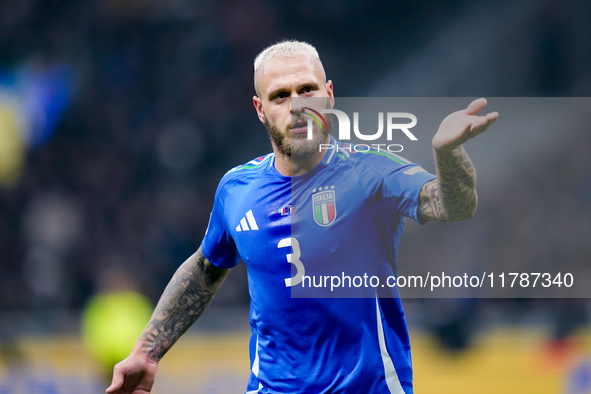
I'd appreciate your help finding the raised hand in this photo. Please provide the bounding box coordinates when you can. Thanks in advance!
[432,98,498,153]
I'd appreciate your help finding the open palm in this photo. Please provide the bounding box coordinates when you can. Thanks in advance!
[432,98,498,153]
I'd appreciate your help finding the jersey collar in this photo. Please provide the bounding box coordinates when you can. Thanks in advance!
[320,135,340,166]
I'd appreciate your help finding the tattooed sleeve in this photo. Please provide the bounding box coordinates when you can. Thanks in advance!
[138,247,230,362]
[418,146,478,222]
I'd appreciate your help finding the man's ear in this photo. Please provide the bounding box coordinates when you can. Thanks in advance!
[326,80,335,109]
[253,96,265,123]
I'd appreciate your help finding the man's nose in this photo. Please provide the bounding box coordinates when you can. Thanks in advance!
[290,105,304,116]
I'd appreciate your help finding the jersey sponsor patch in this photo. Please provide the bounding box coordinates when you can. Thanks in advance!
[312,186,337,226]
[278,204,294,216]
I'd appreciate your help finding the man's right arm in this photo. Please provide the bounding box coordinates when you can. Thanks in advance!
[106,246,230,394]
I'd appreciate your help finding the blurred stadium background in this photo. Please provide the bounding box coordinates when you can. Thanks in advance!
[0,0,590,393]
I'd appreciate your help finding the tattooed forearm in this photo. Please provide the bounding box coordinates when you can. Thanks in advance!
[419,146,478,222]
[138,247,229,362]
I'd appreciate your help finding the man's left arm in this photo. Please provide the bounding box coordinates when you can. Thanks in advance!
[418,98,498,222]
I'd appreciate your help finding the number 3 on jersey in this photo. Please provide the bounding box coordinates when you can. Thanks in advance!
[278,237,305,287]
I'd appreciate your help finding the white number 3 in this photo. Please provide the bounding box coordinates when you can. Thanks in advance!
[278,237,305,287]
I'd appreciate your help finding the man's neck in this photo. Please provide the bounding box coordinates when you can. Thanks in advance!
[273,137,330,177]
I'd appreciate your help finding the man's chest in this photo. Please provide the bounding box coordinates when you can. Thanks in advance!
[225,170,374,270]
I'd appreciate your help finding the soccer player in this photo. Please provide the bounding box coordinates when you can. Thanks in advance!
[106,40,498,394]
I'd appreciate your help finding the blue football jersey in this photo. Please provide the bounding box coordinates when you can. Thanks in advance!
[202,137,436,394]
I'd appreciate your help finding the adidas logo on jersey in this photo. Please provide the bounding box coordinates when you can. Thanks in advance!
[236,210,259,232]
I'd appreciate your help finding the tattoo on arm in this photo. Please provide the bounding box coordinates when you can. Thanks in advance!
[139,247,229,362]
[418,179,444,221]
[418,146,478,222]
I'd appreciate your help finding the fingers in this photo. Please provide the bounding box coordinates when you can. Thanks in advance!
[469,111,498,134]
[106,368,123,393]
[483,111,499,122]
[464,98,488,115]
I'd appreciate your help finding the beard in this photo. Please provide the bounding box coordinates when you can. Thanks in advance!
[264,116,330,160]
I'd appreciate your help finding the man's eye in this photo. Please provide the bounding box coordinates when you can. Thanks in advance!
[303,86,313,93]
[276,92,289,99]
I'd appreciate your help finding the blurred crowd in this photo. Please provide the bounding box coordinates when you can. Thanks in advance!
[0,0,485,313]
[0,0,590,343]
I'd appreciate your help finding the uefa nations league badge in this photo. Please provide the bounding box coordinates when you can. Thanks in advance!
[312,186,336,226]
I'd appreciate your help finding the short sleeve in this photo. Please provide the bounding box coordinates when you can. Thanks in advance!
[201,180,241,268]
[382,164,436,223]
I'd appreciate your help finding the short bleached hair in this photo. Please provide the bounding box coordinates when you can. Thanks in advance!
[254,40,326,95]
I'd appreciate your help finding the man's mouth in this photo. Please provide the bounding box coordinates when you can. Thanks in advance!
[290,119,308,134]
